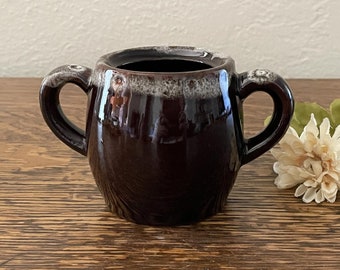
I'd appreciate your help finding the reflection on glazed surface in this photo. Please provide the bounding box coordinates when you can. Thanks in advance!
[39,47,293,226]
[88,69,241,225]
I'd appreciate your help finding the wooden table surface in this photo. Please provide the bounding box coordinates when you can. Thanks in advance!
[1,78,340,269]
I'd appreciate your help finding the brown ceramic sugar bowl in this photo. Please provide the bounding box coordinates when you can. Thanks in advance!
[39,46,294,226]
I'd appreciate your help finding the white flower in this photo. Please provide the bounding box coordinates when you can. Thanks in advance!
[271,114,340,203]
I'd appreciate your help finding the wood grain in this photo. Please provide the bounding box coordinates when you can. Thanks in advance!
[1,78,340,269]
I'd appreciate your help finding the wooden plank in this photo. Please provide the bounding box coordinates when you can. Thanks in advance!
[1,78,340,269]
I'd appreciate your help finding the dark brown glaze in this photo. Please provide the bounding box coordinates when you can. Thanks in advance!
[88,88,239,225]
[39,46,294,226]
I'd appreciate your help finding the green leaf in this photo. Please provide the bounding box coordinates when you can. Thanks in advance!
[264,115,271,126]
[264,100,340,137]
[289,113,305,135]
[264,111,305,135]
[330,99,340,127]
[294,102,330,127]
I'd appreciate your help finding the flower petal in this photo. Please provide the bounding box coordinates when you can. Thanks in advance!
[274,173,301,189]
[332,124,340,140]
[307,159,323,177]
[323,186,338,203]
[304,179,318,188]
[288,126,300,137]
[302,187,317,203]
[301,114,319,141]
[328,171,340,181]
[315,189,325,203]
[273,162,282,174]
[295,184,307,197]
[325,192,337,203]
[321,179,338,194]
[270,110,340,204]
[319,118,331,138]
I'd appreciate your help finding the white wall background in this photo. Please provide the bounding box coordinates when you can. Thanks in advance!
[1,0,340,78]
